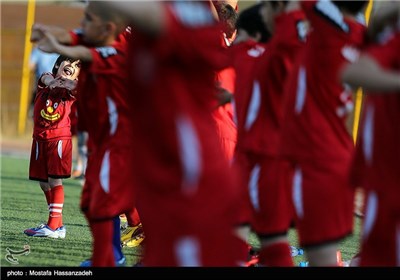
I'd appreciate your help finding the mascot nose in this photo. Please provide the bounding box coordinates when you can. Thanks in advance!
[47,107,54,114]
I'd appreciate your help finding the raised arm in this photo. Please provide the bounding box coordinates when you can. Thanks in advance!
[341,54,400,93]
[31,23,73,44]
[103,1,166,36]
[38,31,93,62]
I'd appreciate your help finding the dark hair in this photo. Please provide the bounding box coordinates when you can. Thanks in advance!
[332,1,369,15]
[236,3,271,43]
[218,3,238,39]
[52,55,80,75]
[270,1,288,9]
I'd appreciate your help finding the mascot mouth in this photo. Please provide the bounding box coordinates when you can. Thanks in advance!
[40,109,60,121]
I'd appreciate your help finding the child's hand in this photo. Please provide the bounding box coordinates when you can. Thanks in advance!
[215,85,233,107]
[31,23,49,43]
[61,79,78,91]
[31,23,46,42]
[37,31,60,54]
[48,77,64,90]
[49,77,77,91]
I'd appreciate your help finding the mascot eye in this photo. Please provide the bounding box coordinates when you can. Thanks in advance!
[46,100,50,106]
[53,102,59,109]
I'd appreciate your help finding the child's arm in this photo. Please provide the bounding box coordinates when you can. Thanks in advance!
[40,73,56,87]
[341,54,400,93]
[31,23,73,45]
[40,73,78,91]
[38,31,93,62]
[104,2,166,36]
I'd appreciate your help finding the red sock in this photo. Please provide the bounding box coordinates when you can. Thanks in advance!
[43,189,52,208]
[259,242,294,267]
[47,185,64,230]
[126,208,141,227]
[90,219,115,267]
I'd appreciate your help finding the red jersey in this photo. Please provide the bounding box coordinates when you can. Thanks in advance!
[71,31,132,149]
[239,10,307,156]
[352,32,400,208]
[230,40,267,152]
[281,0,366,161]
[212,33,237,160]
[32,73,76,141]
[127,2,232,191]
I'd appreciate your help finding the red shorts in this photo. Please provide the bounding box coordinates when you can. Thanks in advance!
[359,190,400,266]
[80,145,136,220]
[29,139,72,181]
[232,150,253,226]
[290,158,354,247]
[235,151,294,236]
[135,161,245,266]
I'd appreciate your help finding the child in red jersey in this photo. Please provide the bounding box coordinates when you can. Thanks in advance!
[31,3,138,266]
[25,55,81,239]
[341,2,400,266]
[234,1,308,267]
[280,0,369,266]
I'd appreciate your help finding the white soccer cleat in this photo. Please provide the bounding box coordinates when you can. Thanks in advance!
[24,223,61,238]
[56,225,66,239]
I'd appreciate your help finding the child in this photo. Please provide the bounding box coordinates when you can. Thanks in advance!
[24,55,81,238]
[31,3,136,266]
[341,2,400,266]
[280,0,369,266]
[234,1,308,267]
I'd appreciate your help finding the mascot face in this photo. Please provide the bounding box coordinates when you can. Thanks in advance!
[41,99,61,121]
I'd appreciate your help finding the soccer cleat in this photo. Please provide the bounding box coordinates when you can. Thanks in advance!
[123,232,145,248]
[24,223,61,238]
[245,256,260,267]
[120,223,143,243]
[245,246,260,267]
[79,256,126,267]
[56,226,66,239]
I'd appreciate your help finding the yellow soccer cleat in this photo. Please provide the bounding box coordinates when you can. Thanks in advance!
[121,223,143,243]
[123,232,145,248]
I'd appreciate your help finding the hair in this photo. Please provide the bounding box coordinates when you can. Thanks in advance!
[332,1,369,15]
[217,3,238,39]
[270,1,288,9]
[236,3,271,43]
[52,55,80,75]
[87,1,128,35]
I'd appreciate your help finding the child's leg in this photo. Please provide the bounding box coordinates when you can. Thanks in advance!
[112,216,124,262]
[39,181,52,209]
[90,218,115,267]
[47,178,64,230]
[126,207,141,227]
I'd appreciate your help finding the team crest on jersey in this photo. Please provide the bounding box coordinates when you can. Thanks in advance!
[41,99,61,121]
[341,45,360,63]
[171,1,214,28]
[96,47,118,58]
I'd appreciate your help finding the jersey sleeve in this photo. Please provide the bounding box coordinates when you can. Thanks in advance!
[155,2,229,70]
[87,44,126,75]
[69,29,85,46]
